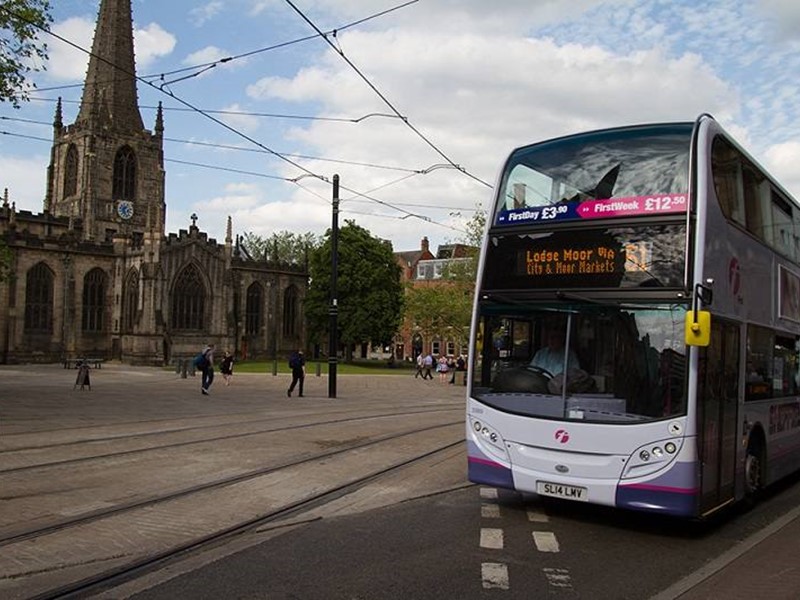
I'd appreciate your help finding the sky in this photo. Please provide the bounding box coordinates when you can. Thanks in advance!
[2,0,800,254]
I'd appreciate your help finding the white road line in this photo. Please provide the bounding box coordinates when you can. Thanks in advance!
[481,503,501,518]
[543,567,573,589]
[480,487,498,500]
[480,527,504,549]
[482,562,510,590]
[532,531,560,552]
[527,509,549,523]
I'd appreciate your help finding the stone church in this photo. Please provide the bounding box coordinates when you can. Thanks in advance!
[0,0,307,365]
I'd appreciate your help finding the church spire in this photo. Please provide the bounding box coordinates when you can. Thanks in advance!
[76,0,143,131]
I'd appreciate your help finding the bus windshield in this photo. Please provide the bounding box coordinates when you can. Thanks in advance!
[494,123,692,226]
[471,302,687,423]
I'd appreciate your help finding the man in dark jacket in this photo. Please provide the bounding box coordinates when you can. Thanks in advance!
[287,350,305,397]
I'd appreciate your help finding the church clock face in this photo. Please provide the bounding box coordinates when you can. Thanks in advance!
[117,200,134,220]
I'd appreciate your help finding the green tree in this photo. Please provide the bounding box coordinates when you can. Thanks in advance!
[239,230,319,264]
[306,220,403,359]
[0,0,52,107]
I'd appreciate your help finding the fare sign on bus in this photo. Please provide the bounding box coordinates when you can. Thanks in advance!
[496,194,688,227]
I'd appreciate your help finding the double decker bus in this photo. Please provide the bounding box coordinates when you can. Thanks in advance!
[467,114,800,518]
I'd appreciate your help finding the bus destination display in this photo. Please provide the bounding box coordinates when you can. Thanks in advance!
[524,245,620,276]
[482,225,686,290]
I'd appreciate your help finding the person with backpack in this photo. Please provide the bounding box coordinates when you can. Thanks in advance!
[287,349,305,397]
[195,343,215,395]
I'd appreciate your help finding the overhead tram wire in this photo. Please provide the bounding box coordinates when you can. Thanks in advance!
[0,115,434,175]
[0,127,473,230]
[24,95,403,125]
[280,0,493,190]
[0,122,480,217]
[1,5,464,229]
[29,1,420,95]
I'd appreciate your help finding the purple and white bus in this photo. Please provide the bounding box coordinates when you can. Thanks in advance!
[467,114,800,518]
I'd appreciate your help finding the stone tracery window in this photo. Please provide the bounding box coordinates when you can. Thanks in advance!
[282,285,298,337]
[113,145,136,201]
[64,144,78,198]
[246,282,262,335]
[172,265,205,330]
[24,262,54,333]
[82,268,107,332]
[122,268,139,332]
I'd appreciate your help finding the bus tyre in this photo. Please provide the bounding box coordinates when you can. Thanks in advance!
[744,442,764,505]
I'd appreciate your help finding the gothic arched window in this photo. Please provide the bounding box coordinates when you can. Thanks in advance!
[282,285,298,337]
[122,268,139,332]
[113,146,136,201]
[82,268,107,332]
[172,265,205,330]
[64,144,78,198]
[245,282,262,335]
[24,262,54,333]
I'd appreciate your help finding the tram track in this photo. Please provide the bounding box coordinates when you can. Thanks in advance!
[1,422,467,600]
[0,404,462,474]
[0,419,462,547]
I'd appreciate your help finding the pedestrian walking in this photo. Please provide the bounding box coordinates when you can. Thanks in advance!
[437,355,450,382]
[220,350,234,386]
[194,343,215,395]
[414,353,425,378]
[287,349,306,397]
[422,352,434,380]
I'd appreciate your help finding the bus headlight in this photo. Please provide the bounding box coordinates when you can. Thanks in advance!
[469,418,507,458]
[622,439,683,480]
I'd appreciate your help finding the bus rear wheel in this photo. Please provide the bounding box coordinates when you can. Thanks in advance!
[744,443,764,503]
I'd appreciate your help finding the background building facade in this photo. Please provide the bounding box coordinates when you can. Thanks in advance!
[0,0,306,365]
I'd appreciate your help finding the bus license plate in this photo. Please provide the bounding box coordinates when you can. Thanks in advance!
[537,481,587,502]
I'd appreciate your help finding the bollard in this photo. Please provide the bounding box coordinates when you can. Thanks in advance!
[181,358,188,379]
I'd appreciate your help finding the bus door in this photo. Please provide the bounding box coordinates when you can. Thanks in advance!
[698,319,740,513]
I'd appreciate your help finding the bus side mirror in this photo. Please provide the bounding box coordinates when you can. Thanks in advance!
[685,310,711,346]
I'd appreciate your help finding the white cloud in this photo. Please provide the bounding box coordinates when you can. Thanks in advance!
[764,141,800,198]
[184,46,229,66]
[46,17,95,81]
[0,155,49,213]
[217,103,261,134]
[134,23,177,69]
[44,18,175,82]
[758,0,800,38]
[239,24,741,250]
[190,2,225,27]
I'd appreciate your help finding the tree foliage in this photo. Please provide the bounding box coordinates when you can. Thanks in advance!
[0,0,52,107]
[305,220,404,356]
[239,230,319,264]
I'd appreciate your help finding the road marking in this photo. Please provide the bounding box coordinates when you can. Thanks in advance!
[480,487,498,500]
[533,531,560,552]
[481,527,504,549]
[481,503,501,518]
[482,562,510,590]
[543,567,573,589]
[527,509,549,523]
